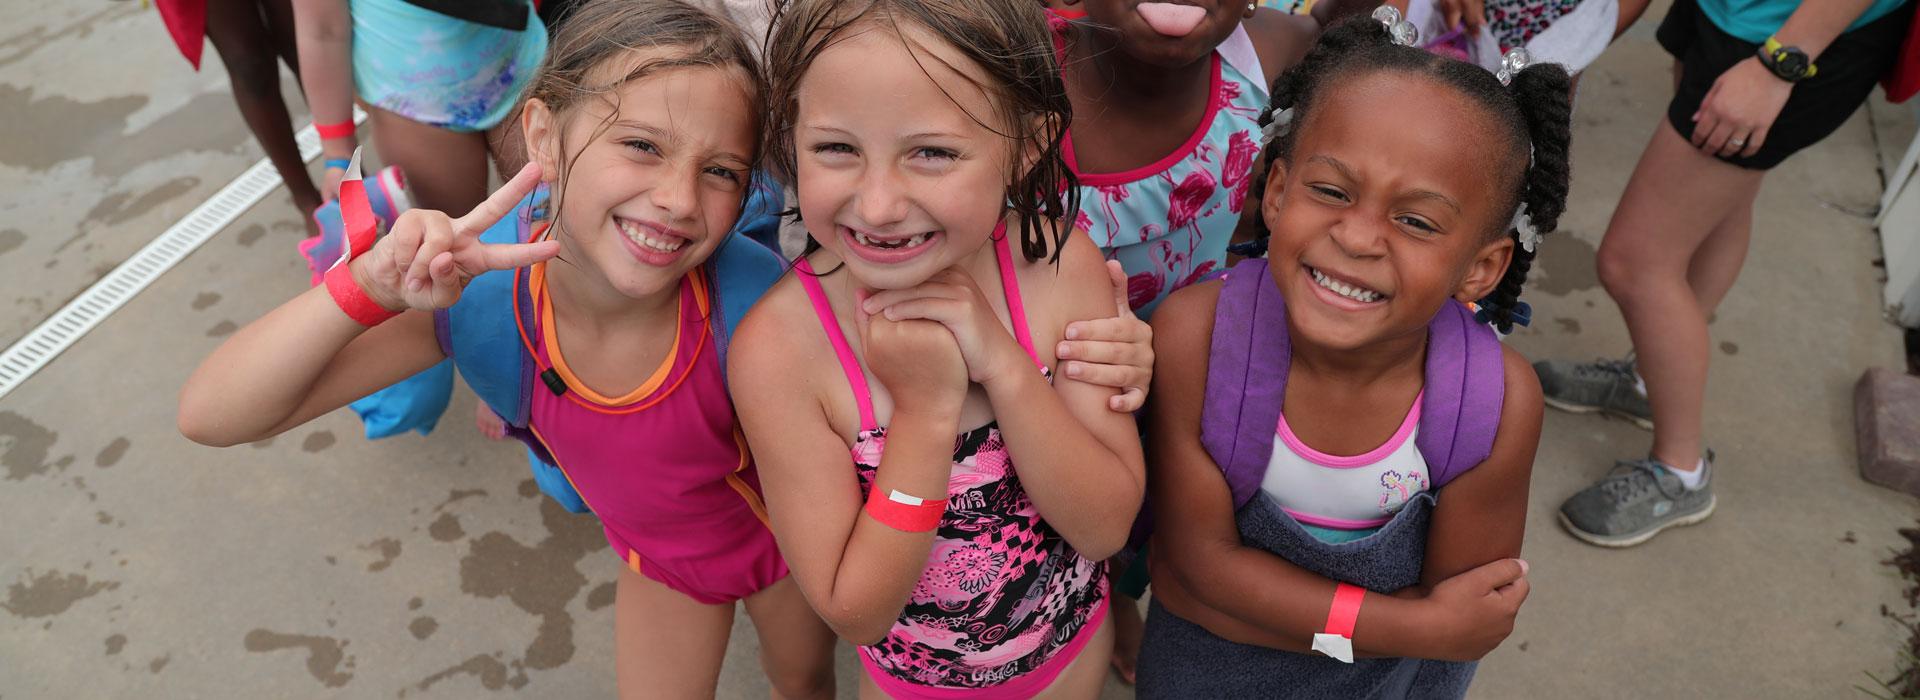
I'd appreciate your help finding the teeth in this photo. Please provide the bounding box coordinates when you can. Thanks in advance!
[1310,267,1382,303]
[853,231,930,249]
[618,220,685,253]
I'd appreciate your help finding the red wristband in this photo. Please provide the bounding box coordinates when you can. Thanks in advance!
[324,261,401,327]
[864,488,946,532]
[315,120,356,140]
[1324,582,1366,639]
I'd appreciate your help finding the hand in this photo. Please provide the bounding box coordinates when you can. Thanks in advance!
[1434,0,1485,36]
[1691,57,1793,159]
[862,268,1027,388]
[1418,558,1530,661]
[1059,260,1153,413]
[352,163,560,312]
[855,288,970,419]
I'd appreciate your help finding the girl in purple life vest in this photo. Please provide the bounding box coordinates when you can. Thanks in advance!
[1136,13,1566,698]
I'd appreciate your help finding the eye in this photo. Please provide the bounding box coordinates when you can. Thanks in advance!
[911,146,958,161]
[1395,214,1439,233]
[1306,184,1349,203]
[622,139,661,156]
[704,166,743,184]
[811,142,856,156]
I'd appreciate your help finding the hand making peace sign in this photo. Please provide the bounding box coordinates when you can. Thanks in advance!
[354,164,562,312]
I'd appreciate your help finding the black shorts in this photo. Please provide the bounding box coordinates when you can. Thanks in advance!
[1657,0,1912,169]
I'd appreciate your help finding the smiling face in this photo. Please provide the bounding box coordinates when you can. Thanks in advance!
[1262,70,1519,350]
[1079,0,1244,67]
[794,21,1024,290]
[525,50,758,300]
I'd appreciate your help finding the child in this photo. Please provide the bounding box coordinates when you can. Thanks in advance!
[1053,0,1370,316]
[728,0,1151,695]
[178,2,840,696]
[1134,13,1565,697]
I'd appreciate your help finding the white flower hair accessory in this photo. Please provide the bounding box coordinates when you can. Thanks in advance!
[1496,47,1531,86]
[1261,107,1295,146]
[1371,5,1418,46]
[1511,203,1540,253]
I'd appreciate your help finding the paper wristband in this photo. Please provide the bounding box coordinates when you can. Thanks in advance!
[324,261,401,327]
[1324,582,1366,639]
[324,158,352,170]
[315,121,356,140]
[864,489,945,532]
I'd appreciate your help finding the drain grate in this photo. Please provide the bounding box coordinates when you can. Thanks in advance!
[0,111,367,401]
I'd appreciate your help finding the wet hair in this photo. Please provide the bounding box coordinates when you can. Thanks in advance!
[1245,15,1572,334]
[522,0,768,237]
[764,0,1079,263]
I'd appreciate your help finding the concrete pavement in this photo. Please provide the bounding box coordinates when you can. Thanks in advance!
[1,1,1914,697]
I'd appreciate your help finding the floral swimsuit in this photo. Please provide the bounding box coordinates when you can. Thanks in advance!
[791,226,1110,697]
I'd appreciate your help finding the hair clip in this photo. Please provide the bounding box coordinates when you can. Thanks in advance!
[1511,203,1540,253]
[1371,6,1418,46]
[1472,298,1532,334]
[1227,237,1269,258]
[1496,47,1531,86]
[1261,107,1295,146]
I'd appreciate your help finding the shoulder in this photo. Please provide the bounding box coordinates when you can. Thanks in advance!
[1016,221,1112,322]
[1151,278,1224,365]
[1241,9,1320,86]
[1487,342,1543,460]
[728,272,816,381]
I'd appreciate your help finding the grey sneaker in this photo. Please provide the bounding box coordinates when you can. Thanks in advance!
[1534,356,1653,429]
[1558,453,1715,547]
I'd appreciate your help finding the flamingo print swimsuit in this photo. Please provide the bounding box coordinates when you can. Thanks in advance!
[791,227,1110,698]
[1059,22,1270,317]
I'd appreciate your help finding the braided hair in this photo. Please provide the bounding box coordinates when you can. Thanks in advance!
[1241,15,1572,333]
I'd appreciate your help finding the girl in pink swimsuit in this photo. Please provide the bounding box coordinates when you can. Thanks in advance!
[730,0,1150,696]
[179,2,842,696]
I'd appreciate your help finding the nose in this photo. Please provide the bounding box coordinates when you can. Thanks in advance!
[852,164,909,229]
[1328,209,1389,259]
[650,163,700,223]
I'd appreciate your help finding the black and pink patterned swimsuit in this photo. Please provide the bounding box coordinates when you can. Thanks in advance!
[792,228,1109,697]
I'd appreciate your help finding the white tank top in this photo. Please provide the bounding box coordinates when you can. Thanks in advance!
[1261,394,1431,531]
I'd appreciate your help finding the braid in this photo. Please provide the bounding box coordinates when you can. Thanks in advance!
[1476,62,1572,334]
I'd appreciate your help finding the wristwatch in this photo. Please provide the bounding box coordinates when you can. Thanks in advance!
[1757,37,1817,82]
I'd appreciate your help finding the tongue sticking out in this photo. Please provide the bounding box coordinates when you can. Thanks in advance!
[1137,2,1206,37]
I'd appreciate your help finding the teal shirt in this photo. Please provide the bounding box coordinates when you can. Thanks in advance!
[1698,0,1909,44]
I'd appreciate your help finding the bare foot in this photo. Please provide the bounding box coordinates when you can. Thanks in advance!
[1110,594,1143,685]
[475,403,508,440]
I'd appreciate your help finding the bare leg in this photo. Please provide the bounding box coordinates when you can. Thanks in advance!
[1595,121,1766,471]
[1108,594,1142,684]
[257,0,301,75]
[366,106,491,214]
[614,567,734,700]
[741,578,838,700]
[1685,192,1757,317]
[1615,0,1654,39]
[204,0,322,220]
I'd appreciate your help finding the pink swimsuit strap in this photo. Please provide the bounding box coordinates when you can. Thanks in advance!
[792,220,1042,434]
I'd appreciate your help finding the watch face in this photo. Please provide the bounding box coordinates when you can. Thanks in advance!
[1774,49,1809,79]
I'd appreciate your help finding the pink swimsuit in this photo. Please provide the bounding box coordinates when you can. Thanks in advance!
[793,229,1109,698]
[526,264,786,604]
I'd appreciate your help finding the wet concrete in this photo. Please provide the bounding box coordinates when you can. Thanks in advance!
[0,0,1913,697]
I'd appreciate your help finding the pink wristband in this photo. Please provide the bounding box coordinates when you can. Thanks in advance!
[864,489,946,532]
[1324,583,1366,639]
[324,261,400,327]
[315,120,356,140]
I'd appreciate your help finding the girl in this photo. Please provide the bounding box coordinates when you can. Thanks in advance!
[729,0,1149,696]
[1054,0,1364,316]
[1136,15,1563,697]
[179,2,841,696]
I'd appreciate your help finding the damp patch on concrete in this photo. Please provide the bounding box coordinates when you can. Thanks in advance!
[104,633,126,655]
[302,431,335,454]
[359,538,401,573]
[243,629,356,688]
[95,437,129,468]
[585,582,616,612]
[409,616,438,640]
[428,513,465,543]
[1531,233,1601,297]
[407,653,529,695]
[2,570,118,618]
[0,411,60,481]
[455,498,605,671]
